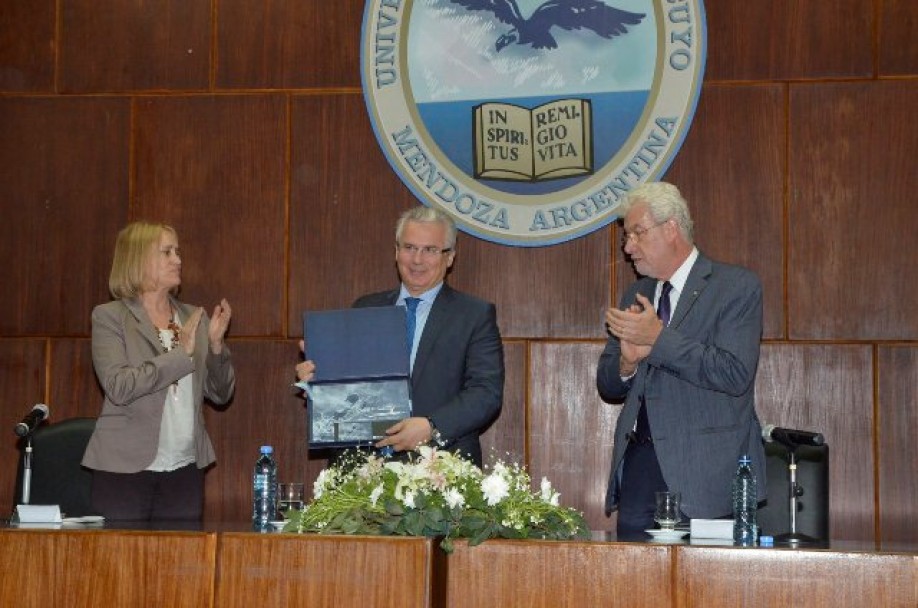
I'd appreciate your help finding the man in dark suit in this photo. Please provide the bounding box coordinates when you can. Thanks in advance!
[297,206,504,466]
[597,182,766,535]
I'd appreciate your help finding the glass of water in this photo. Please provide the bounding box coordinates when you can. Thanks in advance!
[654,491,681,530]
[278,482,305,519]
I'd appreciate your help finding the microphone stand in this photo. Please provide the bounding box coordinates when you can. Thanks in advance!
[21,436,33,505]
[773,445,819,545]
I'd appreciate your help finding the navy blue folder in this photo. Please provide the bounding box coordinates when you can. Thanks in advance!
[303,306,411,448]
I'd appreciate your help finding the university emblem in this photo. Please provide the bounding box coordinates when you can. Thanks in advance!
[361,0,706,246]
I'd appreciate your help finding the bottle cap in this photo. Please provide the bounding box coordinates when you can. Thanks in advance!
[759,535,774,546]
[739,454,751,464]
[260,445,273,454]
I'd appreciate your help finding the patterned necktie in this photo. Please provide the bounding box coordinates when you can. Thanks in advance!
[405,297,421,355]
[657,281,672,326]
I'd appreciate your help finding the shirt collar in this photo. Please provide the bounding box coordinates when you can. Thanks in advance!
[664,247,699,295]
[398,282,444,306]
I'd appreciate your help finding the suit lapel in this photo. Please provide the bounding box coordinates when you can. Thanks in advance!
[411,284,452,382]
[669,254,712,328]
[123,298,163,354]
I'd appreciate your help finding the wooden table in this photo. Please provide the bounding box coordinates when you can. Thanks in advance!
[1,524,915,607]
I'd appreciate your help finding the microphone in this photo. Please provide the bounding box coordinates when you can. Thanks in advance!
[14,404,49,437]
[762,423,824,448]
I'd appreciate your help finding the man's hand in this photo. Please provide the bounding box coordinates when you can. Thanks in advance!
[295,340,316,382]
[375,417,433,453]
[605,293,664,369]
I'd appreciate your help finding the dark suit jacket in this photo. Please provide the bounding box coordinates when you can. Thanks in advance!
[353,284,504,466]
[596,252,766,518]
[83,297,235,473]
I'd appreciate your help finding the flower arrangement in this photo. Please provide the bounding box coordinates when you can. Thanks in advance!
[284,446,590,553]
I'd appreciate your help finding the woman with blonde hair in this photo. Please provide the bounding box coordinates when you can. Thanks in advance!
[83,221,235,521]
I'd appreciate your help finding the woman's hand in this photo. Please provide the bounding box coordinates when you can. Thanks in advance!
[208,298,232,354]
[180,307,204,357]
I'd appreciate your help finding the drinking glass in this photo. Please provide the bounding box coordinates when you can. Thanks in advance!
[654,491,681,530]
[278,482,305,518]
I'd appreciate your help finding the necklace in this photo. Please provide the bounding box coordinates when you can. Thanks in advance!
[156,314,181,353]
[155,310,182,398]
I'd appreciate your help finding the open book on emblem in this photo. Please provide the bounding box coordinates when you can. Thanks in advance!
[473,98,593,181]
[303,306,411,449]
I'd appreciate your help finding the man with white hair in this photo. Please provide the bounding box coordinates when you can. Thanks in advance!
[597,182,766,536]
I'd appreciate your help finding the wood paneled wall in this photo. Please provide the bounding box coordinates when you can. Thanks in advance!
[1,1,916,543]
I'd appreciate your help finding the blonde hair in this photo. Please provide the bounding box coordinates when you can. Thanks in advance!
[108,221,177,299]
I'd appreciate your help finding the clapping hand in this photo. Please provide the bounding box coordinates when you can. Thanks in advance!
[208,298,232,354]
[179,307,204,357]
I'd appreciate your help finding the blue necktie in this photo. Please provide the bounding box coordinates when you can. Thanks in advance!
[405,297,421,355]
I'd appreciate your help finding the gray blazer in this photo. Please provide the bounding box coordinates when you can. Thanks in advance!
[353,284,504,466]
[596,253,766,518]
[82,297,235,473]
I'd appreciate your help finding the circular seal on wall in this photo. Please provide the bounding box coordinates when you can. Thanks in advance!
[361,0,706,247]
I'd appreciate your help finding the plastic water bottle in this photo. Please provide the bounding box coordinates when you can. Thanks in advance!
[732,454,758,545]
[252,445,278,530]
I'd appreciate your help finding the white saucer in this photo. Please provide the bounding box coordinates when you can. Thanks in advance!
[645,529,688,541]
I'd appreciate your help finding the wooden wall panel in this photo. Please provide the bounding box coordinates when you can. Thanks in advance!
[0,0,916,542]
[216,0,363,89]
[664,84,786,340]
[59,0,211,92]
[0,97,129,336]
[879,0,918,76]
[480,341,526,466]
[529,342,617,532]
[202,339,316,521]
[755,343,875,541]
[0,0,55,91]
[705,0,873,81]
[455,230,611,339]
[133,95,288,338]
[47,338,103,420]
[877,346,918,544]
[788,81,918,341]
[289,93,416,328]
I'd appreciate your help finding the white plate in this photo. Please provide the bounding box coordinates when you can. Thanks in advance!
[645,529,688,541]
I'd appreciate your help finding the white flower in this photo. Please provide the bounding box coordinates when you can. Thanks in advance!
[481,473,510,506]
[313,469,331,499]
[403,490,416,509]
[540,477,560,506]
[444,487,465,509]
[369,484,384,506]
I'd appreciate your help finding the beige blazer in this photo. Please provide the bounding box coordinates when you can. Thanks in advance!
[82,297,235,473]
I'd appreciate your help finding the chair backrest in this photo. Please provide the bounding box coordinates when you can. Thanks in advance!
[16,417,97,517]
[757,441,830,540]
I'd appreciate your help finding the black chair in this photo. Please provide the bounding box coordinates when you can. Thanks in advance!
[16,417,97,517]
[757,440,830,543]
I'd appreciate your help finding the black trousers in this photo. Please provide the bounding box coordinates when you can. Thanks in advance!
[90,463,204,521]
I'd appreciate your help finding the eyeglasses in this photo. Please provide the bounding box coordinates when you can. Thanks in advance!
[622,220,668,244]
[397,243,453,258]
